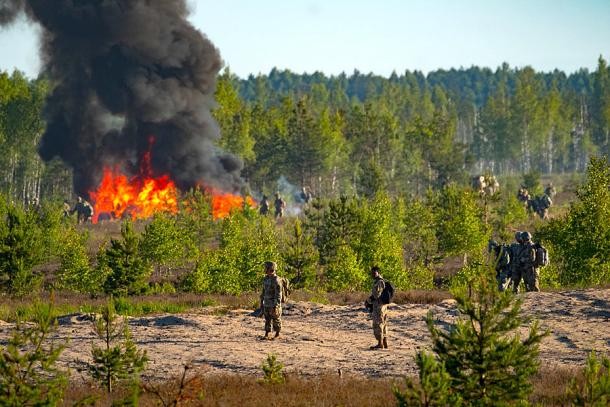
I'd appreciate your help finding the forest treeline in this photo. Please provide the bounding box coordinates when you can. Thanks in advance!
[1,58,610,202]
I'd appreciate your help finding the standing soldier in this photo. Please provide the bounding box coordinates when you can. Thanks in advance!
[259,195,270,216]
[259,261,283,340]
[364,266,389,350]
[544,182,557,199]
[72,196,86,224]
[517,186,530,205]
[509,231,523,293]
[488,240,511,291]
[274,192,286,218]
[520,232,539,292]
[300,187,312,204]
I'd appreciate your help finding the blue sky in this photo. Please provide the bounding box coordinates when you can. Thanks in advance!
[1,0,609,78]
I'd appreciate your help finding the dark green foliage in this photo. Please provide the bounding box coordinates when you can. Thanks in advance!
[324,243,366,291]
[281,218,318,288]
[0,202,46,295]
[538,156,610,285]
[566,351,610,406]
[427,267,547,405]
[88,300,148,393]
[393,352,461,407]
[261,354,285,385]
[0,301,67,406]
[522,171,542,196]
[98,221,152,296]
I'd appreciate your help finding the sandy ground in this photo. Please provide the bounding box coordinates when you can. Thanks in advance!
[1,288,609,381]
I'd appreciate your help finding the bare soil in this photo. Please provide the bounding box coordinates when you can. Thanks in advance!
[1,288,609,381]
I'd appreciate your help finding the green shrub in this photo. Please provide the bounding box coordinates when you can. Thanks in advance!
[88,299,148,393]
[56,227,100,293]
[324,244,366,291]
[281,218,318,289]
[0,203,46,295]
[566,351,610,406]
[0,301,67,405]
[261,354,285,385]
[141,212,195,274]
[98,220,152,296]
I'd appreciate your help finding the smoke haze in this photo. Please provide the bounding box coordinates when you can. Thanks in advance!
[0,0,242,195]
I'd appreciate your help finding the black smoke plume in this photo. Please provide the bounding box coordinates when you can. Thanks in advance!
[0,0,242,195]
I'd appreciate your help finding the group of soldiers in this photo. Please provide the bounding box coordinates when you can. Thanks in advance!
[62,196,94,224]
[258,187,312,219]
[258,261,389,350]
[517,183,556,219]
[472,174,500,197]
[488,231,548,293]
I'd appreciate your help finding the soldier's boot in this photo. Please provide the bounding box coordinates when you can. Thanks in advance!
[263,331,271,340]
[370,339,383,350]
[382,337,388,349]
[272,330,280,340]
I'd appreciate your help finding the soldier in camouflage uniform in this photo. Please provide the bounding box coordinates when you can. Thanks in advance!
[274,192,286,218]
[509,231,524,293]
[259,195,270,216]
[520,232,540,292]
[364,266,388,350]
[488,240,511,291]
[259,261,282,340]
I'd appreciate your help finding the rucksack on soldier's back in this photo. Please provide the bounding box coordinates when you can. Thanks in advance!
[380,280,395,305]
[279,277,292,303]
[534,244,549,267]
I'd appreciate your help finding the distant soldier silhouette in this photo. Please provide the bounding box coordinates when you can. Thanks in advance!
[258,261,283,340]
[274,192,286,218]
[259,195,270,216]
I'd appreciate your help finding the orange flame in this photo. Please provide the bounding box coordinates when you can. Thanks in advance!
[210,189,256,219]
[89,137,178,223]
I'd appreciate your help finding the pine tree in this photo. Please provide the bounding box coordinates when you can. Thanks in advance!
[88,300,148,393]
[99,220,152,296]
[282,218,318,289]
[566,351,610,406]
[0,301,67,406]
[425,268,547,405]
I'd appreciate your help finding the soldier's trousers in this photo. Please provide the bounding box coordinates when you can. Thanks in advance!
[524,268,540,292]
[496,268,511,291]
[264,305,282,333]
[372,305,388,341]
[511,268,523,293]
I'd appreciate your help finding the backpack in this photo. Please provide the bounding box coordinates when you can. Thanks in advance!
[379,279,395,305]
[279,277,292,303]
[540,195,553,209]
[534,244,549,267]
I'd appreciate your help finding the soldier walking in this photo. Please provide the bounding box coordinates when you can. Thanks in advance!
[259,195,270,216]
[510,231,523,293]
[274,192,286,218]
[364,266,389,350]
[259,261,283,340]
[488,240,511,291]
[521,232,540,292]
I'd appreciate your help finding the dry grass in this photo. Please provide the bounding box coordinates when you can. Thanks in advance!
[63,373,397,407]
[60,365,583,407]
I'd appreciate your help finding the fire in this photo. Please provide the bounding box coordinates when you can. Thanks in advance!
[89,137,178,223]
[210,189,256,219]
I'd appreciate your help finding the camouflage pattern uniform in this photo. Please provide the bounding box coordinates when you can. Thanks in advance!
[259,196,269,215]
[365,275,388,348]
[509,232,523,293]
[260,264,282,338]
[489,240,511,291]
[274,193,286,218]
[544,183,557,199]
[518,232,537,292]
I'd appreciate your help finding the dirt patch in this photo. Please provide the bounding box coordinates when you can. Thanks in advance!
[1,289,609,381]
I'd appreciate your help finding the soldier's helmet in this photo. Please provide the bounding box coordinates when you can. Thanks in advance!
[275,191,280,197]
[515,231,523,242]
[521,231,532,242]
[77,196,83,203]
[264,261,277,272]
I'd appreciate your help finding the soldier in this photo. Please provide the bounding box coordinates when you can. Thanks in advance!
[544,182,557,199]
[62,200,72,218]
[536,194,553,219]
[274,192,286,218]
[513,232,536,293]
[300,187,312,204]
[82,199,94,223]
[72,196,86,224]
[517,186,530,205]
[488,240,511,291]
[364,266,389,350]
[259,195,270,216]
[520,232,539,292]
[509,231,523,293]
[258,261,283,340]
